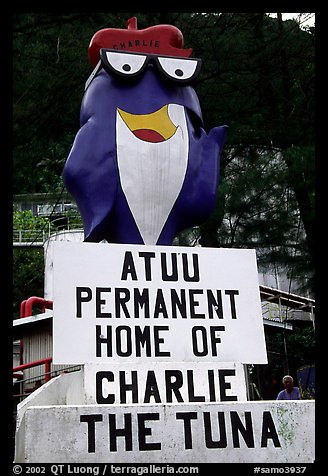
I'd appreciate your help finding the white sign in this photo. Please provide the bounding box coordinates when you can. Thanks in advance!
[53,242,267,364]
[83,362,247,404]
[18,401,315,463]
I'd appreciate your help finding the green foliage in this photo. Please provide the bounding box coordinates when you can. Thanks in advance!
[13,210,51,318]
[269,326,315,370]
[12,209,83,319]
[13,248,44,319]
[13,209,52,230]
[288,326,315,363]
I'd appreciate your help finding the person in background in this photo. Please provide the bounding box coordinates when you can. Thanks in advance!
[276,375,300,400]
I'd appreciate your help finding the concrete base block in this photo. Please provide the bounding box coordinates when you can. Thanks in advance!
[15,398,315,463]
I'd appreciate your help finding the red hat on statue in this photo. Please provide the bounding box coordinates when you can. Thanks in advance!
[88,17,193,67]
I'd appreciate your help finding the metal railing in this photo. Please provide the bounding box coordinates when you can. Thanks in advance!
[13,357,53,383]
[13,228,84,247]
[13,229,52,246]
[13,358,82,404]
[13,216,84,247]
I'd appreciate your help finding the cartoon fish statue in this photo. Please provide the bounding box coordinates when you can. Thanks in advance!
[63,17,227,246]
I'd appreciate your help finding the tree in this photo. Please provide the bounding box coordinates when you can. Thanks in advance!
[12,210,53,318]
[181,13,314,294]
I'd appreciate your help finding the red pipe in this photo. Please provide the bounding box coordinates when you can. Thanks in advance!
[13,357,53,383]
[23,296,53,318]
[44,359,51,382]
[13,372,23,380]
[20,300,26,318]
[18,297,54,366]
[19,300,27,364]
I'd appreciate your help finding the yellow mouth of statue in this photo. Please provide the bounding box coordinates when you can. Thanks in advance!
[117,105,177,143]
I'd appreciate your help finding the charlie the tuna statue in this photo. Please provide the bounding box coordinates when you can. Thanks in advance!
[63,17,227,246]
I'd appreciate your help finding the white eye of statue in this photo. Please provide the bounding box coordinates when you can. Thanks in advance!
[157,57,200,81]
[105,51,148,75]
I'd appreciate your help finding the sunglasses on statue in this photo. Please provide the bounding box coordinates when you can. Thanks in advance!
[85,49,202,90]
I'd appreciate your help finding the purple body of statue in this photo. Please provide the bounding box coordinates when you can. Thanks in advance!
[63,24,227,246]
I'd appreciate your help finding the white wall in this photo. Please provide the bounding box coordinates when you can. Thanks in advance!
[43,230,84,300]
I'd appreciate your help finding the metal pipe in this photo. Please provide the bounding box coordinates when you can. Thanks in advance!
[23,296,53,317]
[19,300,26,318]
[13,357,53,383]
[13,357,53,372]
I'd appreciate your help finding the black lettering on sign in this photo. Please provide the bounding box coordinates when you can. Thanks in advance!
[191,326,226,357]
[210,326,225,357]
[165,370,184,403]
[108,413,133,451]
[161,253,178,281]
[153,289,169,319]
[154,326,170,356]
[207,290,223,319]
[115,288,131,318]
[80,414,103,453]
[121,251,138,281]
[119,370,139,404]
[76,286,92,318]
[96,371,114,404]
[96,325,112,357]
[219,369,238,401]
[116,326,132,356]
[138,413,161,450]
[95,325,170,358]
[78,285,240,321]
[135,326,151,357]
[225,290,239,319]
[134,288,150,318]
[171,289,187,318]
[182,253,200,282]
[79,409,281,453]
[204,412,227,448]
[261,411,281,447]
[191,326,208,356]
[139,251,156,281]
[144,370,161,403]
[230,411,255,448]
[176,412,198,449]
[208,370,216,401]
[187,369,205,402]
[95,368,239,405]
[96,287,111,318]
[189,290,205,319]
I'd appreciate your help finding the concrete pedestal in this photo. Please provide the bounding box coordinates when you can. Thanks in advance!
[14,370,315,463]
